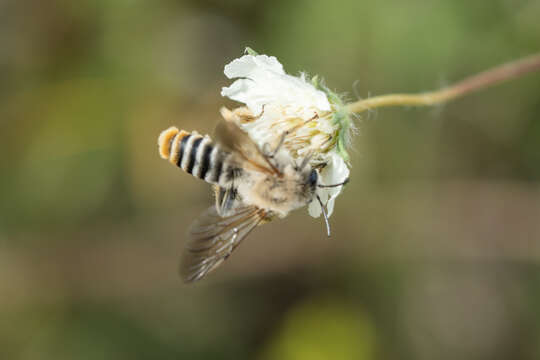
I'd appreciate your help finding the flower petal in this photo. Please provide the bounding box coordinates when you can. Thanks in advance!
[223,54,285,79]
[308,198,322,218]
[309,152,350,218]
[221,54,331,114]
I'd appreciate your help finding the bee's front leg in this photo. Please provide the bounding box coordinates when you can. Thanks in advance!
[262,131,288,160]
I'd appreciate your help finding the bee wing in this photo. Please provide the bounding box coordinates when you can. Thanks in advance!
[181,205,269,283]
[214,119,280,176]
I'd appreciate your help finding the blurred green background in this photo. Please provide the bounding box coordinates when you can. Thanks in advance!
[1,0,540,359]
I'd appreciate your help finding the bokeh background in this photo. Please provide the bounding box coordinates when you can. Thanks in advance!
[1,0,540,359]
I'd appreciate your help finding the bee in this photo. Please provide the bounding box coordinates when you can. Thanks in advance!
[158,117,347,283]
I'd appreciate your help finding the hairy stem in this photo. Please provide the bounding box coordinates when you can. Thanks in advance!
[346,53,540,114]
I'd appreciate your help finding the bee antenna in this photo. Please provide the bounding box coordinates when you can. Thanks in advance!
[270,132,287,157]
[316,195,331,237]
[318,177,350,188]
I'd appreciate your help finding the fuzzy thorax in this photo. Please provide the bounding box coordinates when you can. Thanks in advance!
[237,164,315,218]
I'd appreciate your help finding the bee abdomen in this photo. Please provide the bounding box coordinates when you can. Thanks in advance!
[158,126,230,185]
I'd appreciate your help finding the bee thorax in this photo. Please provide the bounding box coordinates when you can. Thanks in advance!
[237,165,315,217]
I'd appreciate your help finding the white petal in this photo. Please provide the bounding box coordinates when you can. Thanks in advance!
[309,152,350,218]
[223,54,285,79]
[308,198,322,218]
[326,197,337,217]
[221,54,331,114]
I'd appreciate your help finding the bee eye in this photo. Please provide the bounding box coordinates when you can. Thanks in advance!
[308,169,318,187]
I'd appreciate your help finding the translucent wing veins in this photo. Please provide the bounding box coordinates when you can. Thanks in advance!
[214,118,280,176]
[181,205,270,283]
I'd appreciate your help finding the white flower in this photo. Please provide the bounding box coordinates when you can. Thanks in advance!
[221,50,352,218]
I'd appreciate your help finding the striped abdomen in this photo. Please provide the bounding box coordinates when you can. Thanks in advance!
[158,126,234,186]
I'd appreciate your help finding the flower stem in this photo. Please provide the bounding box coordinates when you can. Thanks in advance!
[346,53,540,114]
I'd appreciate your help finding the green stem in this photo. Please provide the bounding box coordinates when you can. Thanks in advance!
[346,53,540,114]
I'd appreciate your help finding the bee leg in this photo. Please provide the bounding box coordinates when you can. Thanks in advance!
[316,195,331,237]
[268,113,320,158]
[269,131,287,157]
[261,132,287,161]
[254,104,266,119]
[298,152,314,170]
[261,142,273,157]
